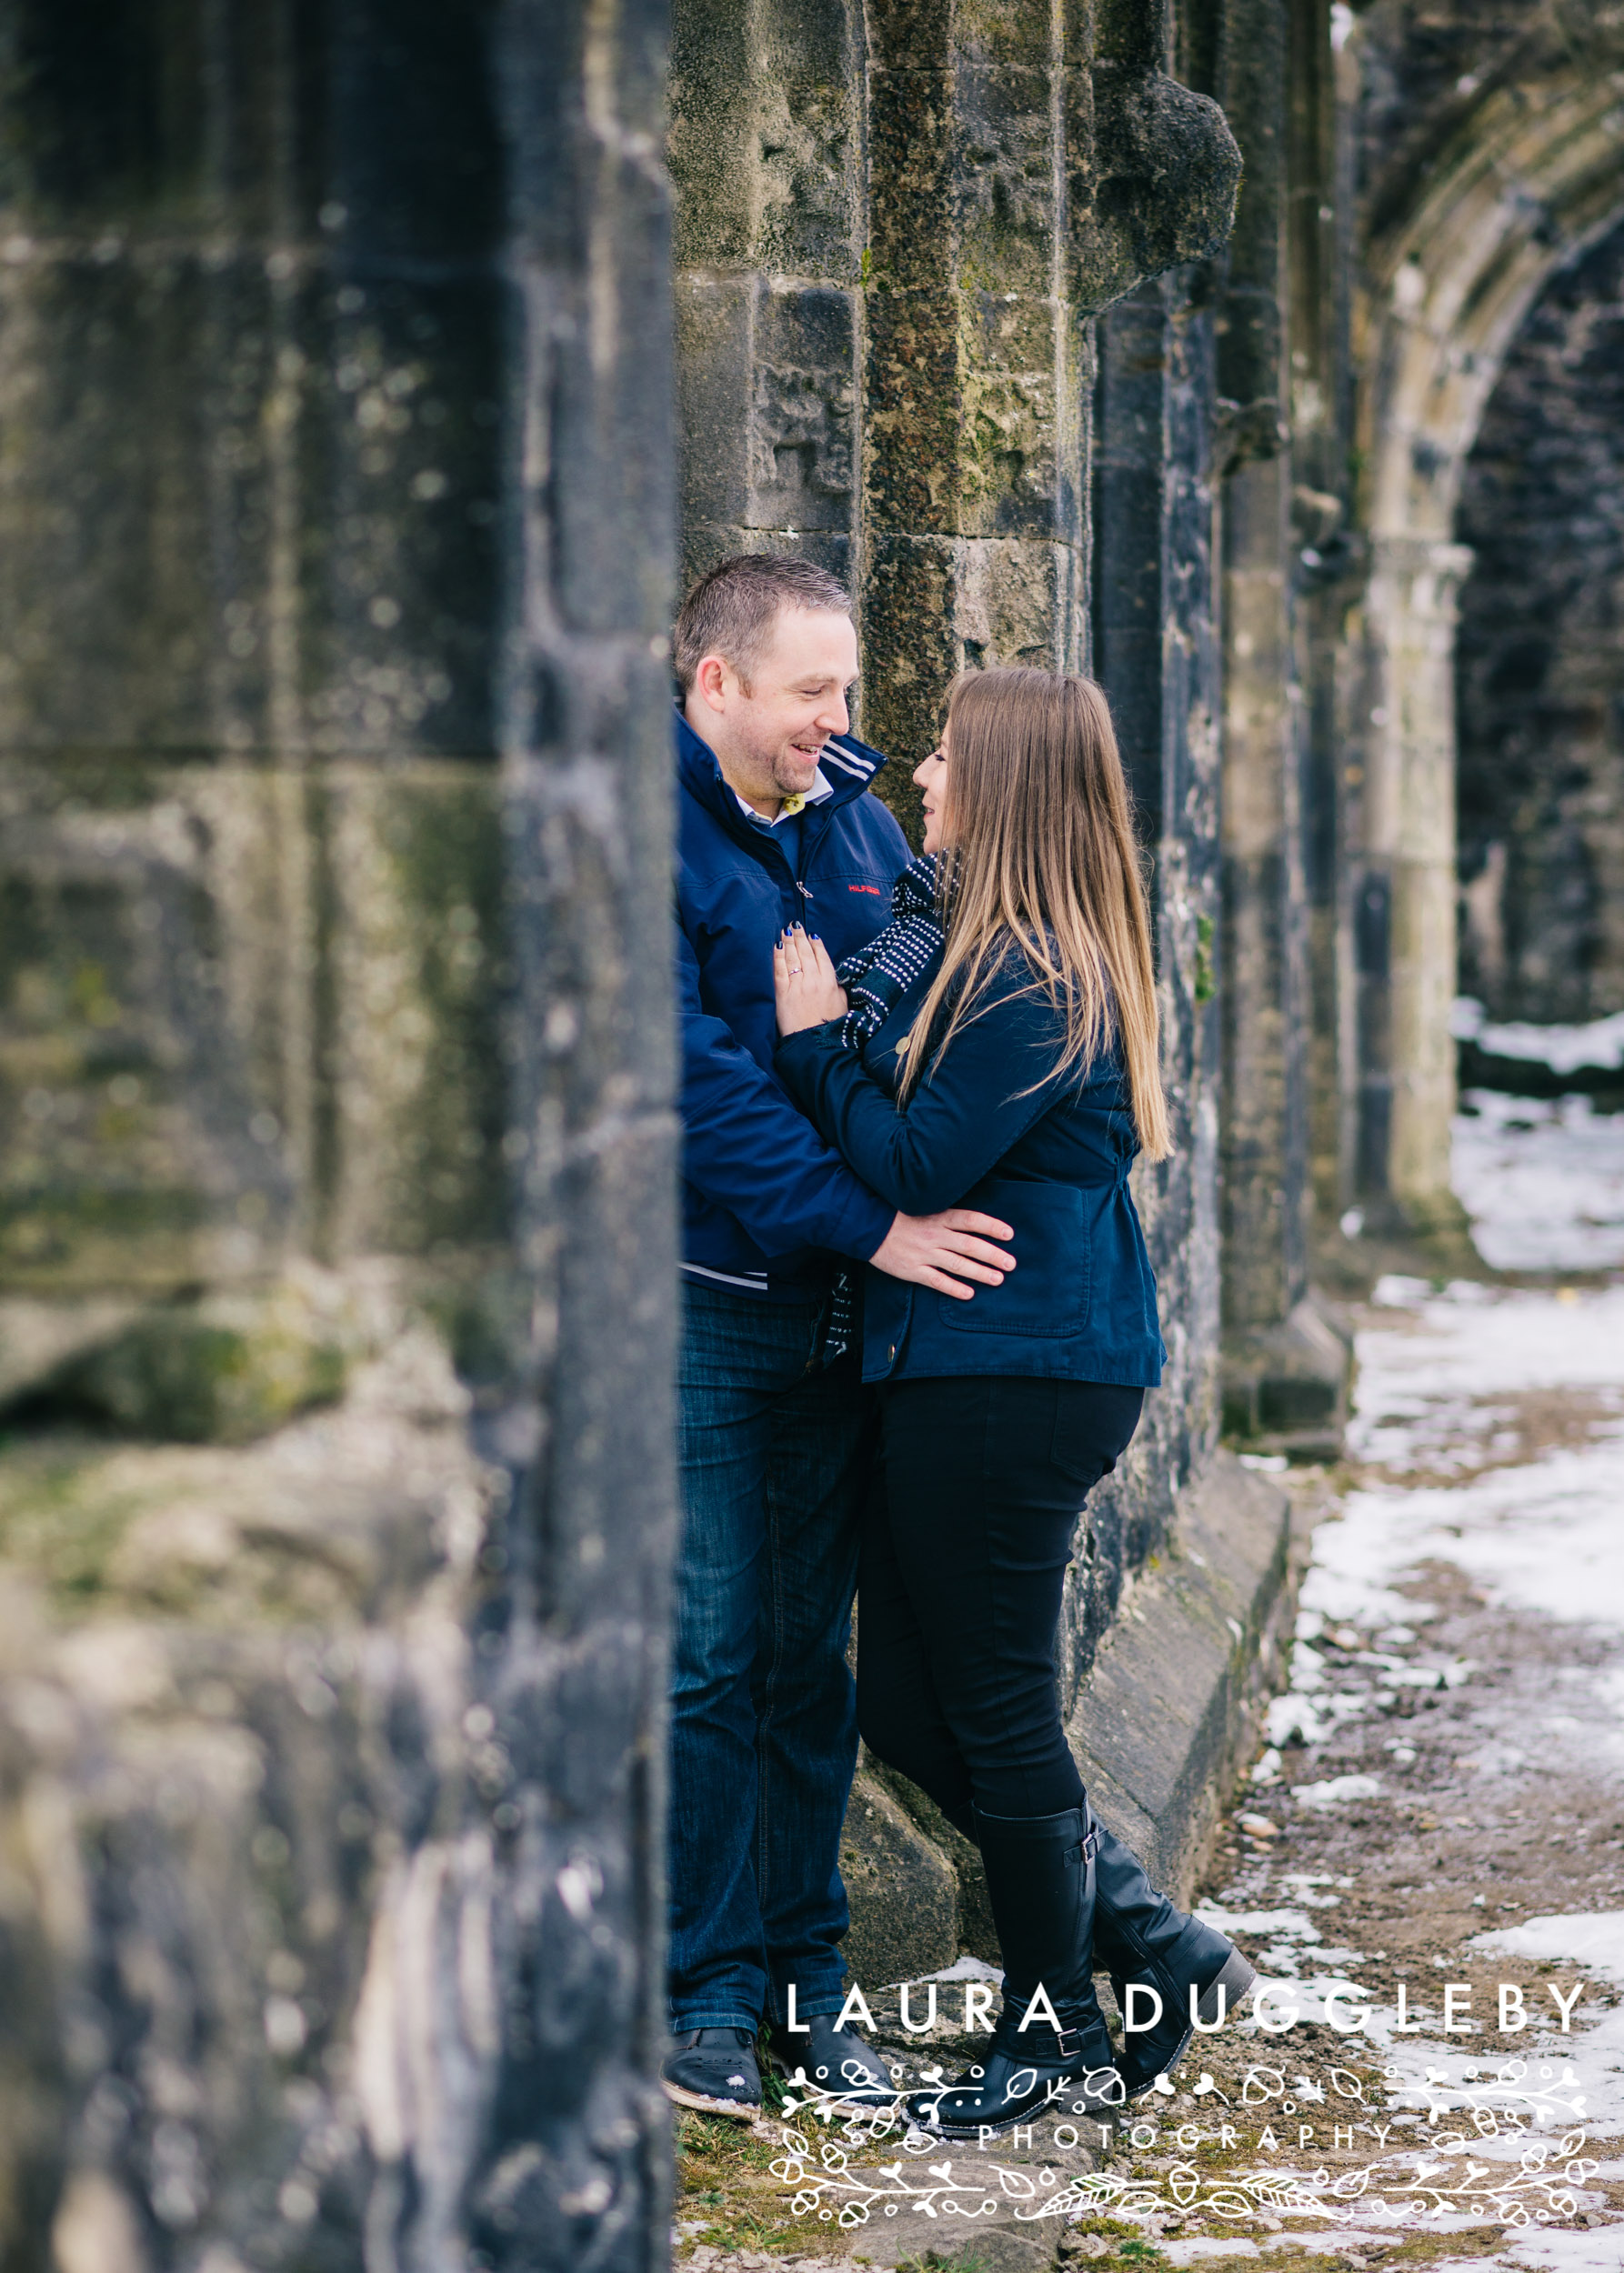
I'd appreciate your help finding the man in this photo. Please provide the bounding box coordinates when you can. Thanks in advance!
[666,556,1014,2118]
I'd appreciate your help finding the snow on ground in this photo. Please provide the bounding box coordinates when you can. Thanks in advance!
[1453,998,1624,1076]
[1279,1261,1624,2139]
[1184,1087,1624,2255]
[1449,2238,1624,2271]
[1453,1093,1624,1272]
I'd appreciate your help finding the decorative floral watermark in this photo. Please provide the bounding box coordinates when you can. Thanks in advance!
[769,2058,1599,2234]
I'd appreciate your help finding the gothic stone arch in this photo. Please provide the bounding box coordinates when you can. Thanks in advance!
[1348,62,1624,1227]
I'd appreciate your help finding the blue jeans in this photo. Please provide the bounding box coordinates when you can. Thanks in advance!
[668,1281,873,2034]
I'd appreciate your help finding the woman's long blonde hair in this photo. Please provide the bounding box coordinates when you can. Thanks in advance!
[897,666,1173,1161]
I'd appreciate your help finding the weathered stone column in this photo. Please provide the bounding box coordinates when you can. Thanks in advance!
[669,0,863,589]
[0,3,678,2266]
[1212,0,1348,1444]
[1214,0,1301,1337]
[1089,264,1224,1590]
[861,0,1243,832]
[859,0,1094,826]
[1350,535,1473,1229]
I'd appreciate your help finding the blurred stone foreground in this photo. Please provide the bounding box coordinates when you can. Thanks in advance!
[0,5,684,2266]
[1,1,1620,2268]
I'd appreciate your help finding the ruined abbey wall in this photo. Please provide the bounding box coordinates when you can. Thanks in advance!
[0,0,1621,2267]
[1337,0,1624,1223]
[1457,215,1624,1026]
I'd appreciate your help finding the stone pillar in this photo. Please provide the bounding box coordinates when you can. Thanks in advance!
[861,0,1243,836]
[859,0,1094,831]
[668,0,1240,834]
[1220,452,1307,1317]
[1210,0,1348,1447]
[1287,0,1355,1227]
[1351,535,1473,1231]
[1215,0,1302,1341]
[669,0,863,589]
[1088,264,1225,1617]
[0,3,677,2266]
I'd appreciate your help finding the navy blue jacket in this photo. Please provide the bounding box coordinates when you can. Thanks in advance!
[775,953,1167,1385]
[677,708,911,1299]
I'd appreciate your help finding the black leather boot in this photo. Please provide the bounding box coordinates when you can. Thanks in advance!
[907,1807,1124,2138]
[1088,1820,1256,2094]
[790,2011,899,2107]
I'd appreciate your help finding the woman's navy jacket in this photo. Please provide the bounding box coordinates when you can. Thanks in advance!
[676,708,911,1300]
[776,953,1167,1387]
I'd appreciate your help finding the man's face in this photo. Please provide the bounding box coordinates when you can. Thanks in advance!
[690,606,859,812]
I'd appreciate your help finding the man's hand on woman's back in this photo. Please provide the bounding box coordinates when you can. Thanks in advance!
[869,1209,1015,1298]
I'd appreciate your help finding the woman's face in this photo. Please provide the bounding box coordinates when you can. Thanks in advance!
[914,726,950,856]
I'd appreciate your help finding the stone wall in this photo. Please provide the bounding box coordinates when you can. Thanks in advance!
[1456,215,1624,1026]
[0,3,677,2268]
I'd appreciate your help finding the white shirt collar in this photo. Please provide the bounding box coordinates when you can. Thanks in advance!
[733,764,835,825]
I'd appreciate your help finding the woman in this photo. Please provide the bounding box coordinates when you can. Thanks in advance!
[772,667,1254,2138]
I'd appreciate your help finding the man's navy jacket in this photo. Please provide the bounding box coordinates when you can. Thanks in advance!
[676,706,910,1301]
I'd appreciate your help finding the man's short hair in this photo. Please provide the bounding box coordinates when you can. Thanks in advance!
[672,555,852,695]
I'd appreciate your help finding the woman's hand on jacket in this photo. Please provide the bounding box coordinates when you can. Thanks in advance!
[774,925,848,1034]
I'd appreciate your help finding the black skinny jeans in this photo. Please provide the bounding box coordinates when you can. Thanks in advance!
[857,1376,1144,1826]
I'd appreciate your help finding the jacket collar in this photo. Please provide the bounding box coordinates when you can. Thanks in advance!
[675,706,889,835]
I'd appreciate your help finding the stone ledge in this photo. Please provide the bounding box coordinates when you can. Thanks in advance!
[1221,1292,1353,1457]
[839,1448,1302,1979]
[1069,1448,1298,1904]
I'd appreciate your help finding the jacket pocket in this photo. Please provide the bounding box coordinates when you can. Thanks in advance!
[937,1178,1091,1337]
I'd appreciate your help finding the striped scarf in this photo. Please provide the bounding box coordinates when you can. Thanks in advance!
[836,854,946,1045]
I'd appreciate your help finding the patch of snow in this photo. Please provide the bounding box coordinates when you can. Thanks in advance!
[1292,1773,1384,1807]
[1453,996,1624,1074]
[1453,1093,1624,1272]
[892,1953,1002,1986]
[1339,1447,1624,1637]
[1195,1904,1325,1940]
[1298,1492,1441,1629]
[1469,1912,1624,1981]
[1353,1279,1624,1408]
[1493,2234,1624,2271]
[1265,1687,1368,1746]
[1374,1273,1434,1306]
